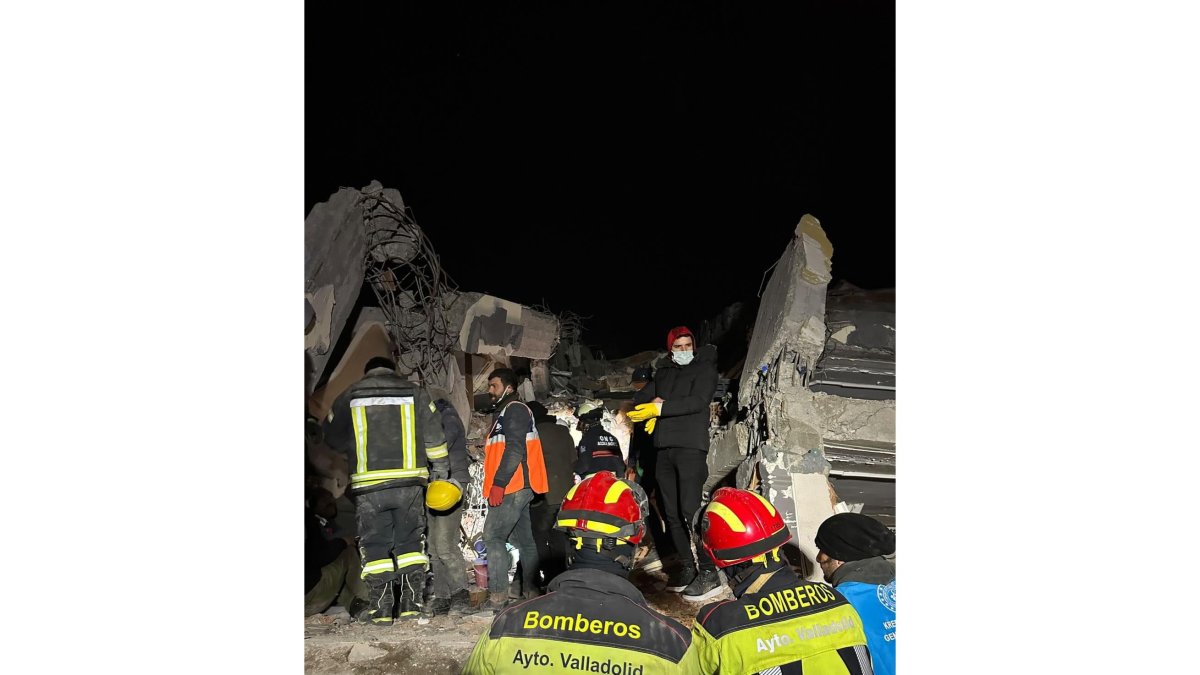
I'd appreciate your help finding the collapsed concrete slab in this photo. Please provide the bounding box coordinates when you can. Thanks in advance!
[702,214,895,581]
[305,188,368,392]
[456,293,560,360]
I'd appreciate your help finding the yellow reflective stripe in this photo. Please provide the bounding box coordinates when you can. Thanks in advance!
[429,400,437,413]
[361,559,395,577]
[352,406,369,474]
[394,552,429,569]
[604,479,631,504]
[750,491,778,517]
[557,519,621,535]
[350,468,429,483]
[426,443,448,459]
[401,402,415,469]
[564,484,579,502]
[706,502,747,532]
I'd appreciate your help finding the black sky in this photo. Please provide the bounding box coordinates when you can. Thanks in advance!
[307,1,894,357]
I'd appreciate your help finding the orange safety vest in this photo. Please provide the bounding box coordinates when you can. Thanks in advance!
[483,400,549,495]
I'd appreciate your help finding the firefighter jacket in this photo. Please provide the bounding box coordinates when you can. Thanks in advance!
[463,567,695,674]
[324,367,449,495]
[829,557,896,675]
[483,398,548,496]
[632,345,718,453]
[690,562,873,675]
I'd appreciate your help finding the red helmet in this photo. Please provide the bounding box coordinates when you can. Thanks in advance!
[556,471,647,545]
[700,487,792,568]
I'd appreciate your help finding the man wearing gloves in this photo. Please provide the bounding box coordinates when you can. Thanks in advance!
[480,368,548,611]
[816,513,897,675]
[323,357,450,625]
[627,326,721,602]
[423,397,473,617]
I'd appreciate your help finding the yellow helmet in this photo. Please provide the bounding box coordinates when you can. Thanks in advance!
[426,480,463,511]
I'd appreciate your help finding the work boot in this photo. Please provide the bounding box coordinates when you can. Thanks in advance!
[665,565,696,593]
[424,596,452,617]
[681,568,724,603]
[357,580,395,626]
[474,591,510,615]
[396,572,423,620]
[448,589,472,616]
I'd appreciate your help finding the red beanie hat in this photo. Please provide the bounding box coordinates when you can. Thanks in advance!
[666,326,693,351]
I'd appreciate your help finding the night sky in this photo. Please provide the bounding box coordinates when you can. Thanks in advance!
[307,1,894,357]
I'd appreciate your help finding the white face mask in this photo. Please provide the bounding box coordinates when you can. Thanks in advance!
[672,350,694,366]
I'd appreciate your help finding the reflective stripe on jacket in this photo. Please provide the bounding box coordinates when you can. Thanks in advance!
[691,566,873,675]
[483,400,548,495]
[325,369,448,495]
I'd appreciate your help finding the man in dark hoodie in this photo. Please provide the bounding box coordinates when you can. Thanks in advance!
[628,325,721,602]
[424,398,474,616]
[304,484,369,618]
[816,513,897,675]
[526,401,575,588]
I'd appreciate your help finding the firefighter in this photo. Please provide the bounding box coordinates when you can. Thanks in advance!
[464,471,696,674]
[323,357,450,626]
[690,488,874,674]
[573,401,625,478]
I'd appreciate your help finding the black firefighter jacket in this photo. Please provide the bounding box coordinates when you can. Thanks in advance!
[324,367,449,495]
[632,344,719,453]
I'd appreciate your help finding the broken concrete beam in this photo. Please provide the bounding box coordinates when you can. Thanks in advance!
[458,294,560,360]
[307,307,393,421]
[811,393,895,445]
[740,215,834,392]
[305,186,368,392]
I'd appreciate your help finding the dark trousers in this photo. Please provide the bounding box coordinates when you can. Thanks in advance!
[656,447,714,572]
[427,501,467,599]
[529,496,568,588]
[637,445,675,560]
[354,485,428,582]
[483,488,539,594]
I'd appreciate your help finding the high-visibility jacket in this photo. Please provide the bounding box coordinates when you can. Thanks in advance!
[463,567,696,674]
[324,368,449,495]
[690,563,873,675]
[483,399,548,496]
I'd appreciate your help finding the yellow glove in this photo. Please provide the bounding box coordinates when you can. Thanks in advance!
[645,418,657,435]
[627,402,662,423]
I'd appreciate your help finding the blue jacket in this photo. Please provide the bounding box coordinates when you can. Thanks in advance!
[830,557,895,675]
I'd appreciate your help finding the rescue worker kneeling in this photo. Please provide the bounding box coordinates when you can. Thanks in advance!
[690,488,874,675]
[464,471,696,674]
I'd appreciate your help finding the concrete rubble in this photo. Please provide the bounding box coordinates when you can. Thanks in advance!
[305,186,893,640]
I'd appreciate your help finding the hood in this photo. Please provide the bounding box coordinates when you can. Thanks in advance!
[655,343,717,370]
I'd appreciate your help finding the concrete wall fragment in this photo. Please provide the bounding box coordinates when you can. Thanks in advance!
[305,187,368,392]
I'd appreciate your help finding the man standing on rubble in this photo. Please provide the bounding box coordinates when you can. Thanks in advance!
[527,401,575,588]
[627,326,721,602]
[816,513,897,675]
[480,368,548,611]
[423,397,474,617]
[463,471,697,674]
[624,367,674,572]
[324,357,450,626]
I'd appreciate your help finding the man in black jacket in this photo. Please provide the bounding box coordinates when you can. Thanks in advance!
[527,401,575,589]
[628,325,721,602]
[324,357,450,625]
[424,398,473,616]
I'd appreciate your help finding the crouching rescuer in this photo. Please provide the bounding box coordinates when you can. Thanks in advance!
[690,488,874,675]
[464,471,698,674]
[323,357,450,626]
